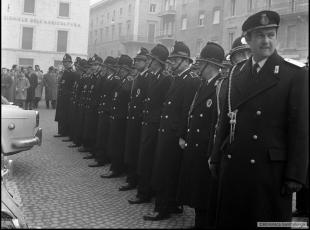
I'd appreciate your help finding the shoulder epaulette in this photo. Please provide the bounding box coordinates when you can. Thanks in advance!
[189,71,199,78]
[284,58,305,68]
[114,75,120,80]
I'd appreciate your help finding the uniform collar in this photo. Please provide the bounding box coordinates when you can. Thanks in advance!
[140,68,148,76]
[177,67,190,78]
[252,57,268,70]
[207,73,219,85]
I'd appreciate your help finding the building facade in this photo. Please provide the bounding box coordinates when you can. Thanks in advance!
[88,0,162,58]
[1,0,89,72]
[222,0,308,61]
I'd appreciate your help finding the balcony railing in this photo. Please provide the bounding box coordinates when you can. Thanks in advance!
[156,31,175,40]
[119,34,156,43]
[158,7,177,17]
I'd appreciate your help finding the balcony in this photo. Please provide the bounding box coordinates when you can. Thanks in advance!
[156,31,175,45]
[158,7,177,17]
[119,34,156,45]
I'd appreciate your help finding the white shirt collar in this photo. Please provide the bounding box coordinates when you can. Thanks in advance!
[177,68,190,77]
[140,68,148,76]
[252,57,268,70]
[207,74,218,84]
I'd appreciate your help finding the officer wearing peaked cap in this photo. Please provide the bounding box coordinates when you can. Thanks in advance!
[176,41,225,228]
[144,41,200,221]
[119,48,151,191]
[209,10,308,228]
[78,54,103,153]
[54,53,79,138]
[128,44,172,205]
[101,55,134,177]
[87,57,119,165]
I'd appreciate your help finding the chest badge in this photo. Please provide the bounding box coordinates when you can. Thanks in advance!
[114,92,118,98]
[136,88,141,97]
[206,99,212,108]
[84,85,87,89]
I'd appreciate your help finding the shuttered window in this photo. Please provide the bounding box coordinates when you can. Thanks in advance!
[22,27,33,50]
[57,30,68,52]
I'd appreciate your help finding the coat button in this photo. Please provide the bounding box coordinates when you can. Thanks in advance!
[184,143,188,147]
[126,116,129,119]
[162,129,165,132]
[253,135,258,140]
[195,143,199,147]
[190,115,193,118]
[132,116,135,119]
[168,101,171,105]
[200,114,203,117]
[165,115,168,119]
[227,154,232,159]
[134,106,136,108]
[160,115,163,118]
[187,129,190,132]
[250,159,255,164]
[197,129,200,133]
[256,110,262,116]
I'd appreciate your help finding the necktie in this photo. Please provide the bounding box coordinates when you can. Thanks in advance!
[252,63,260,77]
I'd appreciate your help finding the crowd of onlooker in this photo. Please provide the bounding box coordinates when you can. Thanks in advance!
[1,64,62,109]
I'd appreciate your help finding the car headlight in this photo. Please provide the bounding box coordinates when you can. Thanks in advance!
[35,111,39,127]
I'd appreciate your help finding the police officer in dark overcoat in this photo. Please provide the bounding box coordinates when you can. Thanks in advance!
[54,53,78,137]
[209,11,308,228]
[176,42,225,228]
[86,56,118,165]
[119,48,151,191]
[78,54,103,153]
[128,44,172,204]
[101,55,133,178]
[143,41,200,221]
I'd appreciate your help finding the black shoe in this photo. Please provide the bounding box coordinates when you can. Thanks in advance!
[78,146,92,152]
[170,206,183,214]
[68,144,79,148]
[88,163,105,167]
[62,138,72,142]
[128,197,151,204]
[100,171,121,178]
[54,134,65,137]
[83,155,95,159]
[143,212,170,221]
[119,183,136,191]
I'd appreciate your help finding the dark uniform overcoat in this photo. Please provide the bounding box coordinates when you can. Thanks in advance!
[210,51,308,228]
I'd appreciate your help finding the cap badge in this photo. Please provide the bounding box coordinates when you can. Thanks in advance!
[206,99,212,108]
[260,13,269,26]
[241,37,247,45]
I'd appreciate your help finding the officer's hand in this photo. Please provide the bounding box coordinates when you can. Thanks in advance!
[179,138,186,149]
[281,180,303,196]
[208,158,219,179]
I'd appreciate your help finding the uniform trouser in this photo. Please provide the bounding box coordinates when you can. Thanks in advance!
[136,123,159,199]
[108,119,127,174]
[33,97,40,108]
[296,187,309,213]
[124,119,142,186]
[194,208,208,228]
[57,121,66,135]
[75,108,85,146]
[94,117,110,164]
[46,100,56,108]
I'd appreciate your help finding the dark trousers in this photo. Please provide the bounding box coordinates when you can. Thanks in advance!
[33,97,40,108]
[296,187,309,213]
[154,189,179,214]
[94,117,110,164]
[194,208,208,229]
[25,100,34,110]
[57,121,66,136]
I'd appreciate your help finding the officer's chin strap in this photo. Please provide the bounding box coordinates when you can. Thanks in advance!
[227,65,238,144]
[200,62,209,80]
[172,59,184,75]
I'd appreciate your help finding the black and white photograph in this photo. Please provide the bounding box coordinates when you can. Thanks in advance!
[1,0,309,228]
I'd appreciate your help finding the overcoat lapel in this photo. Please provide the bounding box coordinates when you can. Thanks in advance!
[231,51,282,110]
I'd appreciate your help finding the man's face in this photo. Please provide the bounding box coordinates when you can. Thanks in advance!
[119,67,130,78]
[35,66,40,71]
[90,64,99,72]
[133,59,147,71]
[246,27,277,61]
[63,61,71,69]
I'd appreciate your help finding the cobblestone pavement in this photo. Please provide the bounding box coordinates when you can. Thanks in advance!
[6,102,195,229]
[5,102,308,228]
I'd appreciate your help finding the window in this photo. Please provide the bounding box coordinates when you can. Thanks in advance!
[94,30,98,44]
[107,13,110,22]
[291,0,296,12]
[54,60,62,68]
[22,27,33,50]
[100,28,103,42]
[118,23,122,36]
[248,0,253,12]
[96,17,98,24]
[105,27,109,40]
[112,25,115,40]
[127,20,131,35]
[57,30,68,52]
[182,0,189,5]
[150,3,156,12]
[24,0,35,13]
[59,2,69,17]
[120,7,123,15]
[213,10,220,24]
[231,0,236,16]
[287,25,296,48]
[19,58,34,67]
[128,4,132,14]
[112,10,115,22]
[229,32,234,49]
[90,19,93,28]
[101,15,104,24]
[181,17,188,30]
[198,13,205,26]
[266,0,272,9]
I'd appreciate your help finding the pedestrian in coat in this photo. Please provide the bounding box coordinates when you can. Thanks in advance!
[1,68,13,101]
[142,41,200,221]
[34,65,44,108]
[128,44,172,205]
[54,54,77,137]
[25,66,38,110]
[177,42,225,228]
[100,55,133,178]
[119,48,151,191]
[43,67,57,109]
[209,10,308,228]
[14,72,30,108]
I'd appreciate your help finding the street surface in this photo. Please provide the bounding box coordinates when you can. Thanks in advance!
[5,102,308,228]
[6,102,195,229]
